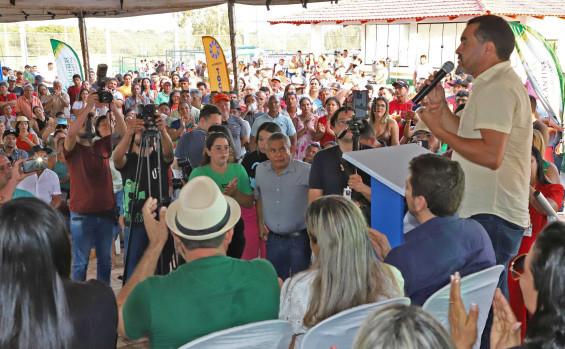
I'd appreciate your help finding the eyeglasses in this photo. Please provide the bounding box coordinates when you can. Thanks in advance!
[510,254,527,280]
[211,145,230,153]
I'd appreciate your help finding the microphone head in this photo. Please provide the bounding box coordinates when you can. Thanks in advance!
[442,61,455,73]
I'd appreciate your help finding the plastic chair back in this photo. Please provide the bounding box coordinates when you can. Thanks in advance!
[299,297,411,349]
[422,265,504,349]
[178,320,293,349]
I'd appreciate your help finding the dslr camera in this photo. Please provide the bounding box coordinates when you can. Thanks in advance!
[96,64,113,104]
[136,103,159,133]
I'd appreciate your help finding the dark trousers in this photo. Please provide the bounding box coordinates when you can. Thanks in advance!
[227,218,246,259]
[471,214,524,349]
[266,232,311,280]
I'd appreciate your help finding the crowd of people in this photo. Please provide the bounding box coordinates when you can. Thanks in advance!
[0,13,565,349]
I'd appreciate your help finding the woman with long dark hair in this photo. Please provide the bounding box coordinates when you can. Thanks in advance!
[189,131,253,258]
[140,77,156,104]
[0,198,118,348]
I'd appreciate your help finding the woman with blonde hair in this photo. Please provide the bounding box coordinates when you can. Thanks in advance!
[532,128,560,184]
[279,195,404,346]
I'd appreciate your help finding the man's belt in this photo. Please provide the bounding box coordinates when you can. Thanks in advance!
[269,228,308,239]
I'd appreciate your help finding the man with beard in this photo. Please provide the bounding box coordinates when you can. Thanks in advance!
[114,111,174,282]
[64,93,126,284]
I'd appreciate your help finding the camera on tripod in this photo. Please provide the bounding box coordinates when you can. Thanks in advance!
[96,64,113,104]
[172,157,193,190]
[136,104,159,134]
[351,90,369,119]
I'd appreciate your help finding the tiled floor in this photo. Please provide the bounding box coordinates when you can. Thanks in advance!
[86,248,149,349]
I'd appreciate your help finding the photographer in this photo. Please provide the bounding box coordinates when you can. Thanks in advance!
[63,93,126,284]
[113,110,174,282]
[308,106,372,204]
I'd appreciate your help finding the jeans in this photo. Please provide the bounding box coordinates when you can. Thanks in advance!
[471,214,524,349]
[123,225,149,282]
[266,232,311,280]
[70,212,115,284]
[123,224,175,282]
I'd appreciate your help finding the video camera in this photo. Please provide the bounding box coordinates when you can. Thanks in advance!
[136,103,159,134]
[96,64,113,104]
[351,90,369,119]
[172,157,193,190]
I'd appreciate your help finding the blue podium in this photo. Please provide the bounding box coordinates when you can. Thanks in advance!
[343,144,429,248]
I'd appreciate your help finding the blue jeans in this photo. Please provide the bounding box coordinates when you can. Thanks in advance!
[471,214,524,297]
[123,225,149,282]
[266,232,311,280]
[70,212,115,284]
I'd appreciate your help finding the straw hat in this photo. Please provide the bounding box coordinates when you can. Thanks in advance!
[165,176,241,241]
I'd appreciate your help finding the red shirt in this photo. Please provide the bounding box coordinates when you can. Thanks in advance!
[64,136,116,214]
[317,115,335,146]
[0,92,17,116]
[389,99,415,141]
[67,85,82,108]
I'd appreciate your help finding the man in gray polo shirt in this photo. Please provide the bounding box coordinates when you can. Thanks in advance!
[214,93,247,160]
[249,95,297,152]
[255,132,311,280]
[174,104,222,169]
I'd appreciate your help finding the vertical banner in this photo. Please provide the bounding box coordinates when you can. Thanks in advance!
[509,22,564,124]
[50,39,83,92]
[202,36,231,93]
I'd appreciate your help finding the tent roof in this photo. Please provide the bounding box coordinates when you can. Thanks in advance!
[268,0,565,25]
[0,0,326,23]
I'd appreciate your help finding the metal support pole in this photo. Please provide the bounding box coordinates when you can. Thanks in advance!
[227,0,239,94]
[77,12,90,79]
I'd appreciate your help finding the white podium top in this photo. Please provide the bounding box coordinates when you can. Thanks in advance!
[342,144,430,196]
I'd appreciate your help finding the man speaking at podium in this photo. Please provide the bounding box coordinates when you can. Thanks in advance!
[419,14,532,297]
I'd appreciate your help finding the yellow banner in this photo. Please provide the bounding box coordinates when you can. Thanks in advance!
[202,36,231,93]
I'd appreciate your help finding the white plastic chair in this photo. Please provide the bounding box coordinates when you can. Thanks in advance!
[422,265,504,349]
[178,320,293,349]
[299,297,411,349]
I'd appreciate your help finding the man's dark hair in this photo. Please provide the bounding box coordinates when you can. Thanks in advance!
[158,102,169,109]
[467,15,515,61]
[256,122,282,140]
[178,233,226,251]
[200,104,222,121]
[409,154,465,217]
[259,86,270,94]
[456,90,469,98]
[330,106,354,128]
[72,74,81,80]
[196,81,207,89]
[359,119,377,141]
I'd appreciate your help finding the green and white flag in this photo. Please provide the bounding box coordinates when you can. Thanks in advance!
[50,39,83,92]
[509,22,564,124]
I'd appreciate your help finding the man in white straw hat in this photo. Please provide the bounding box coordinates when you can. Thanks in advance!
[117,176,280,349]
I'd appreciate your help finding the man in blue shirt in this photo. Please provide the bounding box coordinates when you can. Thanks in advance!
[371,153,495,306]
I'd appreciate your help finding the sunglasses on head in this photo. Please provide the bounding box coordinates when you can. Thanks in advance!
[510,254,527,280]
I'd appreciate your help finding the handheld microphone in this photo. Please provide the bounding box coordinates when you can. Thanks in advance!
[534,190,561,223]
[412,61,455,104]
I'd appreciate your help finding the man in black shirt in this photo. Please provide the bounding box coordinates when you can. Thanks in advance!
[113,114,174,281]
[308,106,372,203]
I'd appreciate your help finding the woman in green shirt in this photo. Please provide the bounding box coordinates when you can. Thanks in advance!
[189,132,253,258]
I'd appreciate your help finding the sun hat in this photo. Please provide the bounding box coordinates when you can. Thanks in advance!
[165,176,241,241]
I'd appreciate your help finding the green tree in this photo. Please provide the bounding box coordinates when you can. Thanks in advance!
[175,6,231,48]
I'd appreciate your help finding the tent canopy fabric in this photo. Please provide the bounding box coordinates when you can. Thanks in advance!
[0,0,327,23]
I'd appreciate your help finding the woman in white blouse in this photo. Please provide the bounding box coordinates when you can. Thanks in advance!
[279,195,404,346]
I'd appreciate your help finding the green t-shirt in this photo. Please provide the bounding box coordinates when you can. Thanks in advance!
[12,188,34,199]
[189,163,252,195]
[123,256,280,349]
